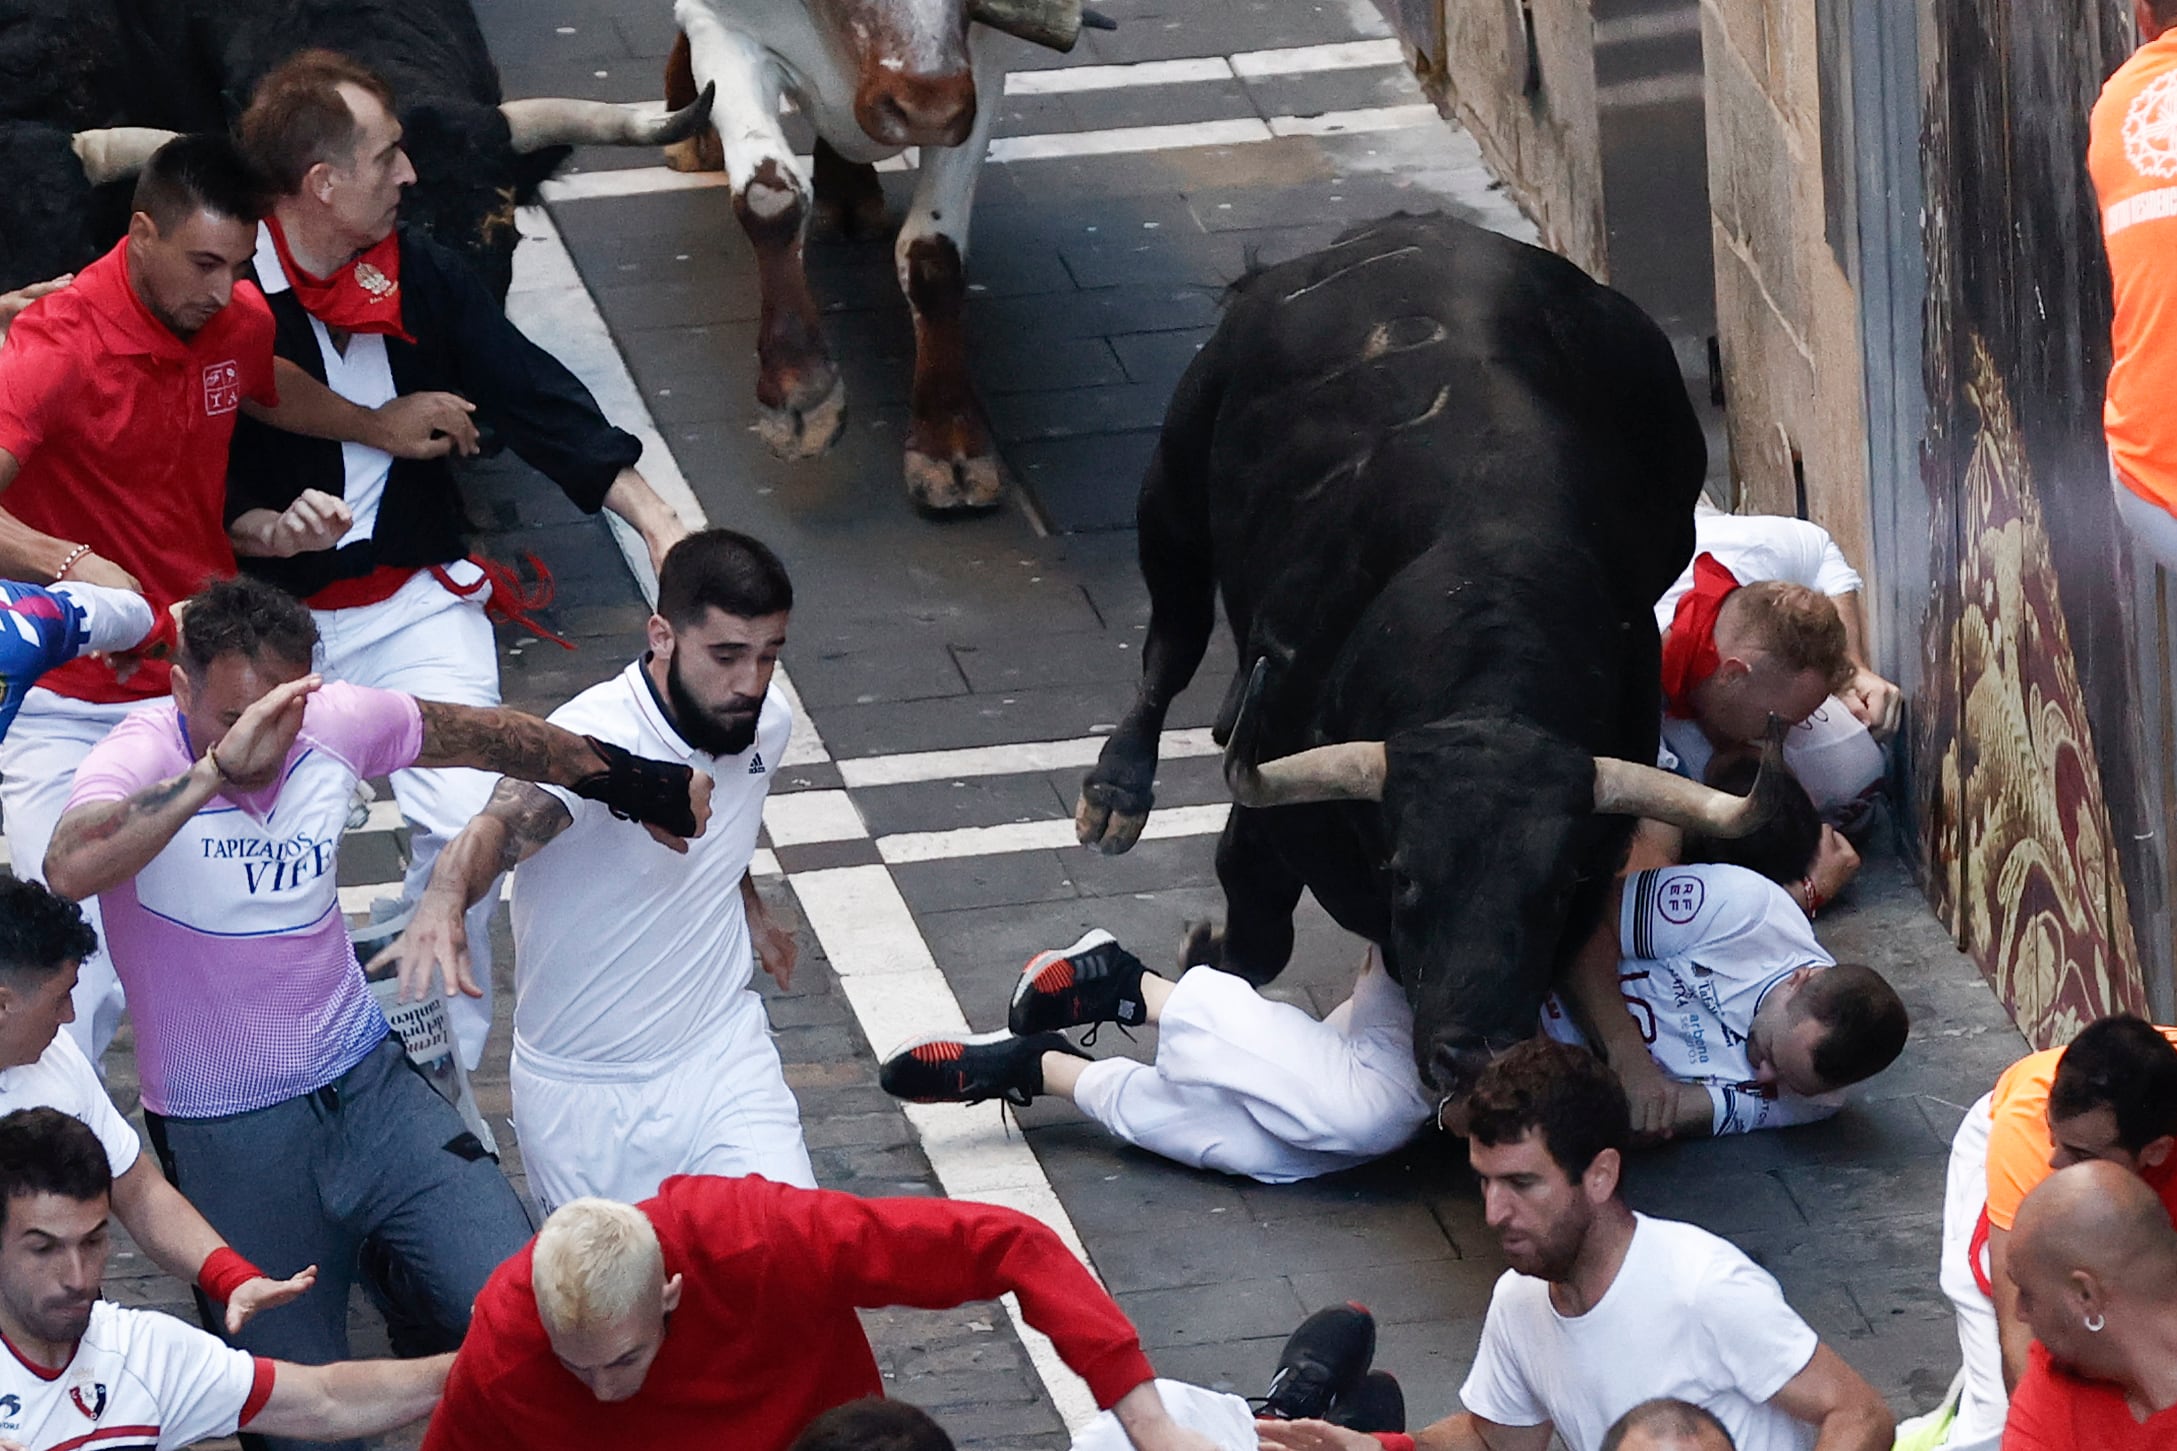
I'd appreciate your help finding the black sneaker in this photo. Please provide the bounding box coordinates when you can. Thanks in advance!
[1330,1370,1405,1433]
[878,1031,1085,1108]
[1255,1303,1377,1421]
[1010,929,1152,1036]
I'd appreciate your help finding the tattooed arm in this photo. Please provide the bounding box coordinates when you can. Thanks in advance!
[384,779,574,1002]
[410,699,608,781]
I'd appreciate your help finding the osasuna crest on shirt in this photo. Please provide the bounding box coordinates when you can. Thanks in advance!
[0,1299,271,1450]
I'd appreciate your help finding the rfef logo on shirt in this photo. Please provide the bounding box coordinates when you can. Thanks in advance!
[1657,873,1705,924]
[202,361,242,416]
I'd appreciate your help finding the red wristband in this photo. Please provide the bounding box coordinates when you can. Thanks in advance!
[1372,1435,1417,1451]
[197,1247,263,1304]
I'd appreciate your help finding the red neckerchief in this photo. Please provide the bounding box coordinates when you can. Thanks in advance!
[265,216,414,343]
[1660,552,1741,718]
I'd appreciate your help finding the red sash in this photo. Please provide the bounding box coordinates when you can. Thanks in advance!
[1660,552,1741,718]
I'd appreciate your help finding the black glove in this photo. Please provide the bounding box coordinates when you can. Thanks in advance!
[569,736,699,837]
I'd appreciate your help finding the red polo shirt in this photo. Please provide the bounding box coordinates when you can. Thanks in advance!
[2005,1342,2177,1448]
[0,241,275,702]
[421,1175,1158,1451]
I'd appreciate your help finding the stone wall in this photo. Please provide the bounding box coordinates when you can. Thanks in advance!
[1421,0,1607,278]
[1699,0,1871,571]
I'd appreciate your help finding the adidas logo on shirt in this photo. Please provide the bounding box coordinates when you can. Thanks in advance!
[748,752,766,775]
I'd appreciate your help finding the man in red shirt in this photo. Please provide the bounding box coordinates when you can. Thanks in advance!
[421,1177,1220,1451]
[0,133,468,1061]
[2001,1161,2177,1448]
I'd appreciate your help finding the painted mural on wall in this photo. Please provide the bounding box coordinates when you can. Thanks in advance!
[1917,0,2158,1045]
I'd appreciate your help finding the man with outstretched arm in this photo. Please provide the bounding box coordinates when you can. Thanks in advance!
[0,1107,447,1447]
[41,576,708,1451]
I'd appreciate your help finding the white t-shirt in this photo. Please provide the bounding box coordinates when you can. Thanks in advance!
[512,659,792,1069]
[0,1298,271,1450]
[0,1030,140,1177]
[1541,864,1838,1135]
[1653,514,1864,630]
[1460,1214,1821,1451]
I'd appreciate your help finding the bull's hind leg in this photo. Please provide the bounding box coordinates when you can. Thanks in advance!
[1195,805,1304,985]
[662,31,724,172]
[894,42,1005,511]
[675,1,846,457]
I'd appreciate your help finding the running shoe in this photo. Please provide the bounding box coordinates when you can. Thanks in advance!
[1330,1370,1406,1433]
[1254,1303,1378,1421]
[878,1030,1085,1108]
[1010,929,1152,1036]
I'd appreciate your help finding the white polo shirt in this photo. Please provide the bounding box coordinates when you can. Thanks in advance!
[1541,864,1839,1135]
[1653,514,1864,631]
[512,659,792,1072]
[0,1298,272,1450]
[0,1030,140,1178]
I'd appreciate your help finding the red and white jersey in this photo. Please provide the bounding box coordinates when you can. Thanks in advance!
[0,1299,272,1450]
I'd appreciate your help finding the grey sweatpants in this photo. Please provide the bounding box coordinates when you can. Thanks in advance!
[145,1034,534,1451]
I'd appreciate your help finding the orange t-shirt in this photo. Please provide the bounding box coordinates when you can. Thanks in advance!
[2091,31,2177,510]
[1984,1025,2177,1231]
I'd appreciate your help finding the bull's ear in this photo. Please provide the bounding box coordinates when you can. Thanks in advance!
[510,144,575,202]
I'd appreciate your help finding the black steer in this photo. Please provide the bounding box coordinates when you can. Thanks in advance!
[1077,212,1770,1097]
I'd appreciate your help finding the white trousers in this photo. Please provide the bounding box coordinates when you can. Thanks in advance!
[0,691,149,1064]
[1071,956,1435,1185]
[510,992,815,1214]
[1937,1093,2003,1451]
[1069,1380,1257,1451]
[314,569,501,1071]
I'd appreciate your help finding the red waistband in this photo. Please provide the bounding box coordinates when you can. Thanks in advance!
[305,565,418,612]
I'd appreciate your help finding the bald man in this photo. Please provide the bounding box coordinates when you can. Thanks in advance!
[1601,1399,1735,1451]
[2002,1161,2177,1447]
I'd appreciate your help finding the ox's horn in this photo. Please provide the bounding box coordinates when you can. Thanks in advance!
[501,81,717,153]
[970,0,1095,52]
[1223,659,1389,807]
[71,127,179,186]
[1591,717,1783,837]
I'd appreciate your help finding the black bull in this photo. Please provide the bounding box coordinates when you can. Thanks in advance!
[1077,212,1755,1098]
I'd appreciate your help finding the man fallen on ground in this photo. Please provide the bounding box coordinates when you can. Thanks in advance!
[1656,523,1880,829]
[227,50,694,1068]
[1255,1039,1895,1451]
[417,1184,1223,1451]
[38,575,709,1451]
[1926,1012,2177,1451]
[876,847,1901,1182]
[2000,1161,2177,1448]
[387,529,811,1211]
[0,1106,450,1446]
[0,878,314,1333]
[0,133,476,1063]
[1602,1399,1737,1451]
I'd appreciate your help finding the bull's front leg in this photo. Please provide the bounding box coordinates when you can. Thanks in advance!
[892,43,1005,511]
[674,2,847,458]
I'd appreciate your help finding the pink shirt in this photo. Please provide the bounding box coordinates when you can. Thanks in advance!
[65,683,423,1117]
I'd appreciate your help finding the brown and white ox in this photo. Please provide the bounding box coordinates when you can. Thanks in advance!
[663,0,1101,512]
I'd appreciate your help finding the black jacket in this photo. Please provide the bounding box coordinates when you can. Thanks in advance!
[226,227,640,598]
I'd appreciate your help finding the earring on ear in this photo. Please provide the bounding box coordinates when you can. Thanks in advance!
[2085,1312,2107,1333]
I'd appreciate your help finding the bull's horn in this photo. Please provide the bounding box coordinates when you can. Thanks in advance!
[970,0,1088,51]
[1223,658,1388,807]
[501,81,716,153]
[72,127,178,186]
[1591,757,1768,836]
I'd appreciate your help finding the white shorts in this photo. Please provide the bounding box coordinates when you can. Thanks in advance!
[0,690,152,1064]
[1069,1380,1256,1451]
[511,993,814,1212]
[1939,1093,2003,1450]
[316,567,502,1071]
[1071,954,1434,1184]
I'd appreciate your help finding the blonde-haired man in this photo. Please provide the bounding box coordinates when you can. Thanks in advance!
[421,1177,1221,1451]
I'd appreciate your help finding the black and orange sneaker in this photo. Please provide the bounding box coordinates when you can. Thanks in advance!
[1009,929,1153,1036]
[1254,1303,1378,1422]
[878,1031,1086,1108]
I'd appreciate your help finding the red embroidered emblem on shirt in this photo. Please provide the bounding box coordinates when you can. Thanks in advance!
[202,361,241,416]
[69,1381,107,1419]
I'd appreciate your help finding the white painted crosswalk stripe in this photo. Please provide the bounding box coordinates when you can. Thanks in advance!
[834,727,1219,788]
[1005,37,1402,93]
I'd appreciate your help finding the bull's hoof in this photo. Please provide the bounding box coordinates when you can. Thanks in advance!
[1179,920,1223,971]
[662,131,724,173]
[905,448,1003,514]
[1074,787,1150,855]
[756,376,848,459]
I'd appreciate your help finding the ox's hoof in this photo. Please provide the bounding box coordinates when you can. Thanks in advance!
[756,376,848,459]
[662,131,724,173]
[1074,787,1150,855]
[905,449,1004,513]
